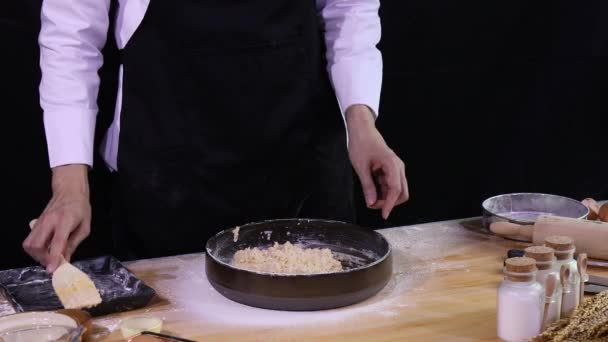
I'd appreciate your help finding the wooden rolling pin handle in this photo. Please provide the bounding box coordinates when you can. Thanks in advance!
[600,203,608,223]
[532,215,608,260]
[582,198,600,220]
[489,221,534,239]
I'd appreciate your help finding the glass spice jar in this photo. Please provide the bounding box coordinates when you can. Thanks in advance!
[544,235,580,318]
[525,245,562,325]
[497,257,544,342]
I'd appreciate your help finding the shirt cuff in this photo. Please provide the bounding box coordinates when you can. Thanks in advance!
[329,57,382,119]
[43,105,96,168]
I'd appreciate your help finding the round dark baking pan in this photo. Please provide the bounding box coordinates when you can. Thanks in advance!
[205,219,392,311]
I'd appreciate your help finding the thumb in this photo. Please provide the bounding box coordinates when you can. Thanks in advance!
[356,165,377,207]
[47,238,68,274]
[47,254,63,274]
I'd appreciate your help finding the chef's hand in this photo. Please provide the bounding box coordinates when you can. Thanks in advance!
[346,105,409,219]
[23,164,91,273]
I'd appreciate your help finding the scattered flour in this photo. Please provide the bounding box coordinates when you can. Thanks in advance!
[105,222,477,329]
[85,220,482,332]
[148,257,418,327]
[0,296,15,317]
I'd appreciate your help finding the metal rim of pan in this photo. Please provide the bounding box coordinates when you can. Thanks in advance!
[482,192,589,224]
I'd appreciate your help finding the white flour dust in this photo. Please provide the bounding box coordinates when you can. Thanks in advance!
[91,222,478,330]
[136,223,471,327]
[146,256,416,327]
[0,296,15,317]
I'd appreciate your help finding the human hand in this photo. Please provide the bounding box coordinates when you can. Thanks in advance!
[23,164,91,272]
[346,105,409,219]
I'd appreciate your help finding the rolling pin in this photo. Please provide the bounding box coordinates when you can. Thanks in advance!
[490,215,608,260]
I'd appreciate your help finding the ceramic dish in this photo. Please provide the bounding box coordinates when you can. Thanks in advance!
[0,311,80,342]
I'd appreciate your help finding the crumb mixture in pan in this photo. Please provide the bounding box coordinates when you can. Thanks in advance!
[232,242,343,274]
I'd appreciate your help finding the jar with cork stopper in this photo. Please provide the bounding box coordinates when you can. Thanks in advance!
[497,257,544,342]
[524,245,561,326]
[544,235,580,318]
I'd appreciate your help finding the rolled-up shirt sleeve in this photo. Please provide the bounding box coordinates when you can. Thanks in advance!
[317,0,383,118]
[39,0,111,168]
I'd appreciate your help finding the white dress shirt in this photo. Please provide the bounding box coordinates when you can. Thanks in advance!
[39,0,383,170]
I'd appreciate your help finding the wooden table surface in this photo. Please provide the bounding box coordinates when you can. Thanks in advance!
[88,217,608,342]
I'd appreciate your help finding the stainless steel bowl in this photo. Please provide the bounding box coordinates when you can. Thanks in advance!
[482,193,589,241]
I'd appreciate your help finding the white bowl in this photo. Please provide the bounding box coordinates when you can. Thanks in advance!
[0,311,78,342]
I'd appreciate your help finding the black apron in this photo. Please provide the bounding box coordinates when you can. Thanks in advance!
[113,0,354,259]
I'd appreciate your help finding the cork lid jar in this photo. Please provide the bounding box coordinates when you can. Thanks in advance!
[544,235,575,260]
[504,257,537,282]
[524,246,556,270]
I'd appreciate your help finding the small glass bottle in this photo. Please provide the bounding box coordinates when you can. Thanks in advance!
[497,257,544,342]
[544,235,580,318]
[525,245,561,325]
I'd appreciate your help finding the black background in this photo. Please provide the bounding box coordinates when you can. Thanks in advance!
[2,1,607,269]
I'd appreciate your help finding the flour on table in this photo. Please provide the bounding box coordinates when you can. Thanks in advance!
[90,221,482,330]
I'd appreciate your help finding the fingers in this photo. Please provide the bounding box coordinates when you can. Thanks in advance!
[22,216,56,266]
[356,163,378,207]
[380,160,401,220]
[368,157,409,218]
[64,218,91,263]
[368,168,386,209]
[396,161,409,205]
[47,213,78,273]
[24,210,86,273]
